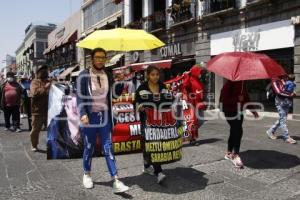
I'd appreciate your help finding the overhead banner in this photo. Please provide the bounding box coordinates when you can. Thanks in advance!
[143,108,183,164]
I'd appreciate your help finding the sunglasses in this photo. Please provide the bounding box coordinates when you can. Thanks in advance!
[94,56,106,61]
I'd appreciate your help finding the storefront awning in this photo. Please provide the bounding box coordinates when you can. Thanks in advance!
[58,65,79,79]
[105,53,124,67]
[49,67,65,78]
[61,30,78,46]
[130,59,172,72]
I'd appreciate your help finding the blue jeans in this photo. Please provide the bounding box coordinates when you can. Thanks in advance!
[82,112,117,177]
[268,105,290,140]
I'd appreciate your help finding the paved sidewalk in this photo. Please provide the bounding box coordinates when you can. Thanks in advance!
[0,114,299,200]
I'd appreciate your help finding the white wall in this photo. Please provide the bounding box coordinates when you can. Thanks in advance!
[124,0,132,26]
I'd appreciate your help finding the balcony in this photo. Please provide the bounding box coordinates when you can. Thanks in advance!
[168,0,195,27]
[127,20,143,29]
[145,11,166,32]
[203,0,236,15]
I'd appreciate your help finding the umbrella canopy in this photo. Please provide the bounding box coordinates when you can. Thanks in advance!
[206,52,286,81]
[77,28,165,51]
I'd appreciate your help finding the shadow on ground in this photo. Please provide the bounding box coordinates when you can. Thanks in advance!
[183,138,222,147]
[241,150,300,169]
[94,167,211,195]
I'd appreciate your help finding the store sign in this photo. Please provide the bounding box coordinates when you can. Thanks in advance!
[233,31,260,52]
[211,20,295,55]
[291,16,300,25]
[160,43,182,58]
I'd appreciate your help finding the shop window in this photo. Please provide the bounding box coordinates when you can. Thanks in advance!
[247,48,294,112]
[83,0,122,31]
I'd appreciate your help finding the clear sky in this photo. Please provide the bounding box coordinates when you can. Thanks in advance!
[0,0,82,69]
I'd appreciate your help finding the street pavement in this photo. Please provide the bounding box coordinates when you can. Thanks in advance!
[0,112,299,200]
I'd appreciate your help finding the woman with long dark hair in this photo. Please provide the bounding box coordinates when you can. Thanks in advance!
[134,65,171,183]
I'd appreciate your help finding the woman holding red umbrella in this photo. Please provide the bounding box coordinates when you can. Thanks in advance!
[220,80,259,168]
[208,51,287,168]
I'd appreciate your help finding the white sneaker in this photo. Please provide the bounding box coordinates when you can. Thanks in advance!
[16,128,22,133]
[83,174,94,189]
[285,137,297,144]
[157,172,166,184]
[231,154,244,169]
[113,179,129,193]
[143,166,155,175]
[4,128,9,131]
[31,147,38,152]
[266,131,277,140]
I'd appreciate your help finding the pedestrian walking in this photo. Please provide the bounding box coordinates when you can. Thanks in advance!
[266,75,297,144]
[0,72,23,132]
[220,80,259,168]
[30,65,51,151]
[76,48,129,193]
[135,65,169,183]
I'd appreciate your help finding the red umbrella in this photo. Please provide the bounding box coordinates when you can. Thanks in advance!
[206,52,286,81]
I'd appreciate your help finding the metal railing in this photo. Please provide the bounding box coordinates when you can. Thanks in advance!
[146,10,166,31]
[203,0,236,15]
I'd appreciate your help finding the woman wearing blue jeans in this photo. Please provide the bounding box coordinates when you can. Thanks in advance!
[77,48,129,193]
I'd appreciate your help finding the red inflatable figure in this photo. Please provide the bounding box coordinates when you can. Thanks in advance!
[182,65,206,144]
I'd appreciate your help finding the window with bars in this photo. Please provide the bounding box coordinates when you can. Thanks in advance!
[83,0,122,30]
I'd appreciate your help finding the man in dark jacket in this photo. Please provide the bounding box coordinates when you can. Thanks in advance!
[0,72,23,132]
[30,65,51,151]
[76,48,128,193]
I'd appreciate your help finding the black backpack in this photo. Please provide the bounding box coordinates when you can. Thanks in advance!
[266,82,275,101]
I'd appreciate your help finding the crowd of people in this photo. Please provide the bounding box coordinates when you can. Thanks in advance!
[0,48,297,193]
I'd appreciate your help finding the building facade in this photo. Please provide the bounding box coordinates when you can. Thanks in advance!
[77,0,300,118]
[80,0,124,69]
[44,11,82,80]
[1,54,16,78]
[195,0,300,119]
[120,0,300,118]
[16,23,56,76]
[15,43,26,74]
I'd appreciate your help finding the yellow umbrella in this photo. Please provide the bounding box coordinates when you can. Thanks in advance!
[77,28,165,51]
